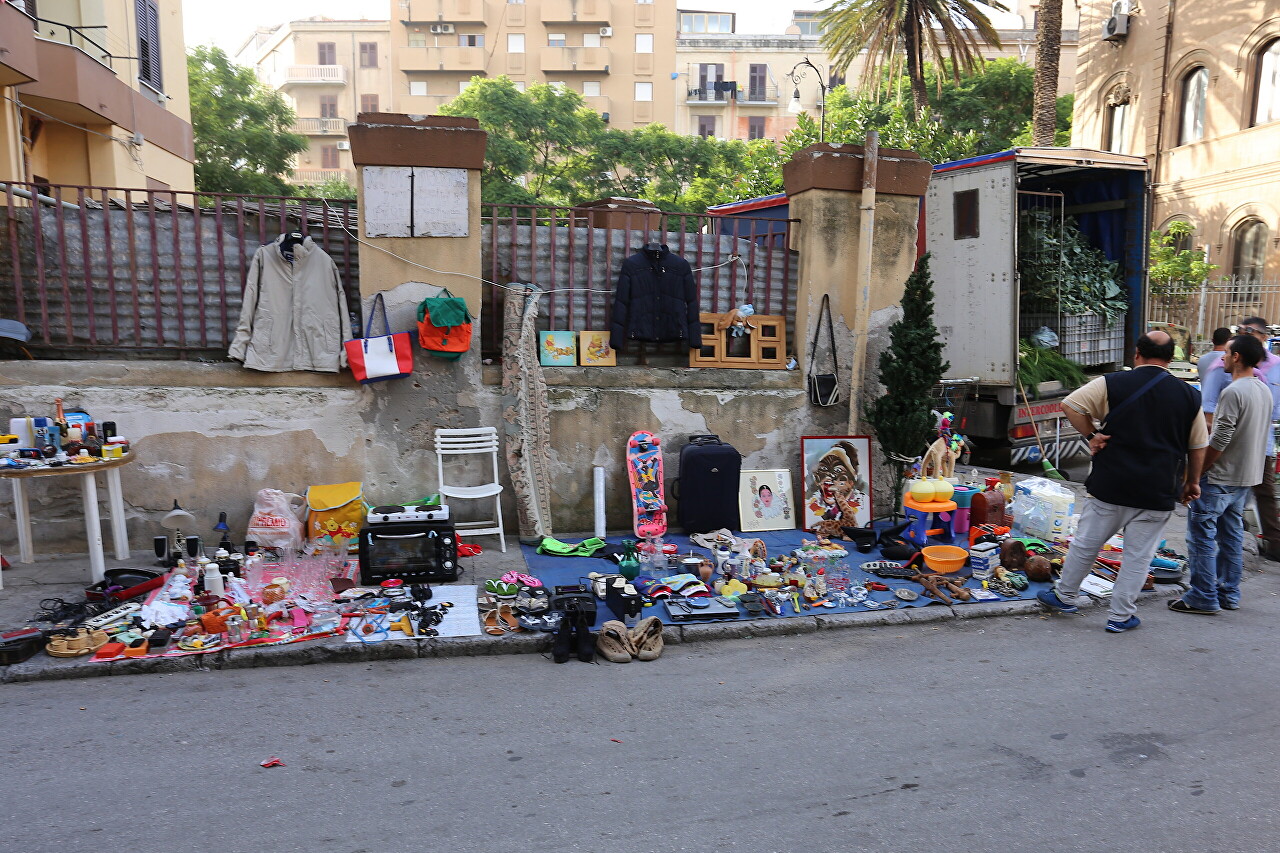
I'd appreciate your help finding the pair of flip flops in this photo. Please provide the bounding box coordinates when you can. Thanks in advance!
[500,571,542,588]
[536,537,608,557]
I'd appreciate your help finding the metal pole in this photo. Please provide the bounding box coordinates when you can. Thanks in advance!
[848,130,879,434]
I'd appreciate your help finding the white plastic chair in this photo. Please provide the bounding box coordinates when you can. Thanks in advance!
[434,426,506,553]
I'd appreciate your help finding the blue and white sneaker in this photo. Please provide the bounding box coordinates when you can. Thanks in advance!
[1037,588,1078,613]
[1105,615,1141,633]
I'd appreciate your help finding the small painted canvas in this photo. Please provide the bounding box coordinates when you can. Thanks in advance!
[800,436,872,534]
[578,331,616,366]
[739,469,795,532]
[538,331,577,366]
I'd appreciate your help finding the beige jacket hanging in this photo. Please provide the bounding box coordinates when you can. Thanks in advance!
[228,235,351,372]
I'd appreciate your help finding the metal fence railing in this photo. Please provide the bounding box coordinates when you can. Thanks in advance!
[0,183,360,358]
[1146,276,1280,353]
[479,203,796,359]
[0,184,797,363]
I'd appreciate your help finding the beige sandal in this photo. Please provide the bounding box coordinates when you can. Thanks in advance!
[497,603,522,632]
[596,620,636,663]
[630,616,665,661]
[482,609,505,636]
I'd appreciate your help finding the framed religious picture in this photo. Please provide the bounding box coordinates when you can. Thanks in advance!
[800,436,872,535]
[739,469,796,532]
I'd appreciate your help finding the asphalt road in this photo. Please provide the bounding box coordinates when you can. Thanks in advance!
[5,569,1280,853]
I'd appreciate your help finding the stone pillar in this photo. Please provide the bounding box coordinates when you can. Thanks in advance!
[783,143,932,429]
[346,114,487,318]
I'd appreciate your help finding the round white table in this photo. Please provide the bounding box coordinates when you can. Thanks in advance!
[0,453,134,586]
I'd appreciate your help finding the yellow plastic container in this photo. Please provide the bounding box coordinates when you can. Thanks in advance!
[909,478,936,502]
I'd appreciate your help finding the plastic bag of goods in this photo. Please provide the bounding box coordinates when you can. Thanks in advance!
[1009,477,1075,544]
[245,489,307,551]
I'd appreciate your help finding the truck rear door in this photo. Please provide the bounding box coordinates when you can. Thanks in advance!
[924,158,1018,385]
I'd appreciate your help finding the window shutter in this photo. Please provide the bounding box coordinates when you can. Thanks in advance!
[136,0,162,90]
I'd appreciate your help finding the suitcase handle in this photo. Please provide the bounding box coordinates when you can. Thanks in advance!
[689,434,721,445]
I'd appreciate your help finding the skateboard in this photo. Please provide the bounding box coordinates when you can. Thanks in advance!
[627,430,667,539]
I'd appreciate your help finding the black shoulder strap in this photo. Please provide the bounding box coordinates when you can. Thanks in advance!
[808,294,838,374]
[1100,369,1171,430]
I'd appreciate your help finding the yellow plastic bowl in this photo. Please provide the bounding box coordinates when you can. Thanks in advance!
[921,545,968,574]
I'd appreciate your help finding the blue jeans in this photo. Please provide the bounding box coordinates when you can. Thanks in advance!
[1184,482,1251,611]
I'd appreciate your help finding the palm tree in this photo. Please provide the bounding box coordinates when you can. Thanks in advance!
[1030,0,1063,145]
[820,0,1008,119]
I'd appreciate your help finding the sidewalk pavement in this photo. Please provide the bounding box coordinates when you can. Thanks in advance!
[1,468,1264,683]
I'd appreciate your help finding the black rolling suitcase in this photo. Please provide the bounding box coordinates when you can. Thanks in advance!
[675,434,742,533]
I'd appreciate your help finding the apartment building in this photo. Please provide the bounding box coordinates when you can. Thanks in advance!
[0,0,194,190]
[235,17,393,187]
[675,3,1078,144]
[1073,0,1280,280]
[388,0,678,130]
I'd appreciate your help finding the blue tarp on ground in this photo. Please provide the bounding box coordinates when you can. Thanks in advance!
[516,527,1050,628]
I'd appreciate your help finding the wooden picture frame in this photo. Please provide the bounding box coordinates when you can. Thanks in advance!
[800,436,872,535]
[739,469,796,532]
[689,312,787,369]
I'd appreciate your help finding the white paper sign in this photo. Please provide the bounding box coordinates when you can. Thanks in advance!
[361,165,469,238]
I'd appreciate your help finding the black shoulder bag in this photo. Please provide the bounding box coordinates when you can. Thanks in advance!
[807,294,841,407]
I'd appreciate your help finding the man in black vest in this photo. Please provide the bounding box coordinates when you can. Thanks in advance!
[1038,331,1208,632]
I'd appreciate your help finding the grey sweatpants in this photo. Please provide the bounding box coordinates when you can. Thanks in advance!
[1055,496,1170,622]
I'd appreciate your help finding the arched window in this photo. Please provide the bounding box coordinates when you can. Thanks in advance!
[1178,66,1209,144]
[1255,39,1280,126]
[1104,85,1131,153]
[1232,219,1269,282]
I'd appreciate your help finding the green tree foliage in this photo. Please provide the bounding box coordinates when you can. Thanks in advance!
[439,77,606,204]
[568,124,748,211]
[296,177,357,200]
[819,0,1007,117]
[1148,220,1217,298]
[866,253,950,501]
[441,77,748,211]
[436,62,1062,211]
[784,89,979,164]
[923,58,1071,155]
[187,46,307,196]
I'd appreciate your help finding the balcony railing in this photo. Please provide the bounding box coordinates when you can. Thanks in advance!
[739,85,780,104]
[686,88,730,104]
[289,169,350,184]
[291,117,349,135]
[539,46,611,73]
[283,65,346,85]
[398,46,485,72]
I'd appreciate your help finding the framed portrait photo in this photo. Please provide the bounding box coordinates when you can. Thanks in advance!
[800,436,872,535]
[739,469,796,532]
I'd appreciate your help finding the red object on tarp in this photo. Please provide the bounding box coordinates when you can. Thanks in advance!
[260,757,286,768]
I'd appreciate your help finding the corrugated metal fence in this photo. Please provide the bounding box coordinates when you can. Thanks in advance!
[0,183,360,359]
[0,184,796,361]
[480,204,796,357]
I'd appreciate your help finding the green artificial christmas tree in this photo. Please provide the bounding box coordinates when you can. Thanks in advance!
[867,253,950,512]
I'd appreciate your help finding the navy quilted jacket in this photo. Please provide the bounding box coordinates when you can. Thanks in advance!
[609,246,701,351]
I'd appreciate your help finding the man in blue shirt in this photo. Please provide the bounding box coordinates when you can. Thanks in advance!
[1201,316,1280,558]
[1197,327,1230,384]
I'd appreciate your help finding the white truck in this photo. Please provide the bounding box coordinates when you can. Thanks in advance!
[923,147,1151,469]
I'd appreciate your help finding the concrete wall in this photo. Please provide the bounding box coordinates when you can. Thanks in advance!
[0,346,843,551]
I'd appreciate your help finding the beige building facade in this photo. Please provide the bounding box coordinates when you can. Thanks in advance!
[675,3,1078,144]
[389,0,679,131]
[0,0,195,191]
[236,18,393,187]
[1073,0,1280,280]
